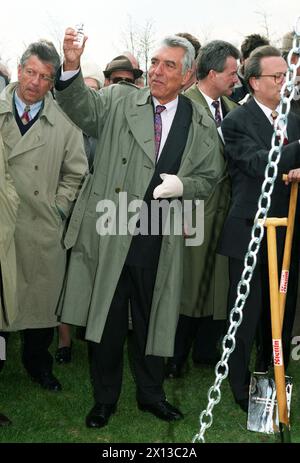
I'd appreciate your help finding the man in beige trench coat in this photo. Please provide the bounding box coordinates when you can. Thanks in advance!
[0,40,88,392]
[0,133,19,425]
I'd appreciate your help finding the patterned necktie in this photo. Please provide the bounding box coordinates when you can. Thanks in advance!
[21,105,31,125]
[154,105,166,161]
[271,110,279,125]
[271,110,288,145]
[211,100,222,127]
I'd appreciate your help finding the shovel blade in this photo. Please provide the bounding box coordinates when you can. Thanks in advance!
[247,372,292,435]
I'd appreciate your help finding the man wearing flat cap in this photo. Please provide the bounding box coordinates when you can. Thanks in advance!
[103,55,143,86]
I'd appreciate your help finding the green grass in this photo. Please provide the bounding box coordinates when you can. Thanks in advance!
[0,331,299,444]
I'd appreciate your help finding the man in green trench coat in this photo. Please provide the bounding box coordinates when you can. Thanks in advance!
[55,30,223,428]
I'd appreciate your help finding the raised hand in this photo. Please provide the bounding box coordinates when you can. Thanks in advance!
[62,27,88,71]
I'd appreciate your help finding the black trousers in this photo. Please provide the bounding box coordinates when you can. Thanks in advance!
[0,328,54,377]
[22,328,54,377]
[227,255,298,401]
[89,264,165,405]
[172,315,225,366]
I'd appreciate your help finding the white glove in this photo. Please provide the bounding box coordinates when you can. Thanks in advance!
[153,174,183,199]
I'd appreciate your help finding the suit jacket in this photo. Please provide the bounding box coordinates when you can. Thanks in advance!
[219,97,300,261]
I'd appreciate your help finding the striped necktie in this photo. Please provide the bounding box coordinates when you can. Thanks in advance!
[21,105,31,125]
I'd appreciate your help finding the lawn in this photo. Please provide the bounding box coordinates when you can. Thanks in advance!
[0,331,299,444]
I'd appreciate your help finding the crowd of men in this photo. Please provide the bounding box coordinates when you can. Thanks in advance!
[0,27,300,430]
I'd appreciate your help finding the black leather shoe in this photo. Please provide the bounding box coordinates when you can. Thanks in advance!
[55,343,72,364]
[32,371,62,392]
[165,360,183,379]
[86,403,116,428]
[235,398,249,413]
[138,400,184,421]
[0,413,11,426]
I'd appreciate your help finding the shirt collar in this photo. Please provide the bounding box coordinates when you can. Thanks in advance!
[254,97,280,123]
[152,96,178,113]
[14,89,43,116]
[198,87,221,109]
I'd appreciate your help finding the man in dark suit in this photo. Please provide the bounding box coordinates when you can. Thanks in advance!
[55,30,222,428]
[219,45,300,412]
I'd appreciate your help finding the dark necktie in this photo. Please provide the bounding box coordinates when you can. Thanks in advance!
[21,105,31,125]
[211,100,222,127]
[271,110,288,145]
[154,105,166,161]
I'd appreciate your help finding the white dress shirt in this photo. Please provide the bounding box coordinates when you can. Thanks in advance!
[198,88,225,143]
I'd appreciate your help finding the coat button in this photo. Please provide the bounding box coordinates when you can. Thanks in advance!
[34,165,39,170]
[34,190,39,195]
[122,158,127,164]
[115,187,121,193]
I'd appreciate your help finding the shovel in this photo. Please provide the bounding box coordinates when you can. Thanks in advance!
[248,175,298,442]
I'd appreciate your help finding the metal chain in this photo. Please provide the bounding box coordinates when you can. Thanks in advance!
[193,23,300,444]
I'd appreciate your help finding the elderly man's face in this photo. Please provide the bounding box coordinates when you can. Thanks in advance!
[17,55,54,104]
[148,46,191,104]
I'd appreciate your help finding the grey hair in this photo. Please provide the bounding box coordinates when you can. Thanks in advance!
[159,35,195,74]
[20,40,61,77]
[244,45,281,93]
[196,40,240,80]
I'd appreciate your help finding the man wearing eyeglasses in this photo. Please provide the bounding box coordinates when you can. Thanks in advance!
[0,40,87,393]
[218,45,300,412]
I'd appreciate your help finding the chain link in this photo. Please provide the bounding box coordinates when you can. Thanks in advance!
[193,24,300,444]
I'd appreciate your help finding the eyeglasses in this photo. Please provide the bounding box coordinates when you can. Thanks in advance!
[258,72,286,84]
[23,68,54,83]
[110,77,134,84]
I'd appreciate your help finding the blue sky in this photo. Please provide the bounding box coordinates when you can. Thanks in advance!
[1,0,299,78]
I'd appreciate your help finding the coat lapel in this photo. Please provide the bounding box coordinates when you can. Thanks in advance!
[3,118,46,160]
[124,89,155,165]
[0,83,52,159]
[246,98,274,148]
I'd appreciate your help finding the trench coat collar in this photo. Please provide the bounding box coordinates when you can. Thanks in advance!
[124,87,211,165]
[124,87,155,164]
[0,82,56,126]
[0,83,56,159]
